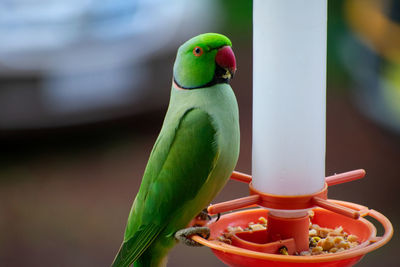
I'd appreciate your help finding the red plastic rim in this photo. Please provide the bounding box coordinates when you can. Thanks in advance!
[192,200,393,263]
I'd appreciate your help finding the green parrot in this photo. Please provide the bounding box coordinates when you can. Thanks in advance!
[112,33,240,267]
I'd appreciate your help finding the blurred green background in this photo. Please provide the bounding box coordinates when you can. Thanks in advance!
[0,0,399,266]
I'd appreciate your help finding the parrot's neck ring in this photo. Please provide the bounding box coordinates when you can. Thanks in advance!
[173,79,187,91]
[173,65,232,90]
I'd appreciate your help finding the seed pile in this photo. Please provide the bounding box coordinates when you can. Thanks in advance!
[218,216,267,245]
[304,223,359,255]
[218,212,359,255]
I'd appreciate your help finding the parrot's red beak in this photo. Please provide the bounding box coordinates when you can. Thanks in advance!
[215,46,236,78]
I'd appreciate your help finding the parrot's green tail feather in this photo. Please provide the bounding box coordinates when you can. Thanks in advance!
[112,224,161,267]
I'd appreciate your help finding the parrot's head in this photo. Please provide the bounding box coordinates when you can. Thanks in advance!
[173,33,236,89]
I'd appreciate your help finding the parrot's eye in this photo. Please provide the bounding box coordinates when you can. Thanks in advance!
[193,46,203,57]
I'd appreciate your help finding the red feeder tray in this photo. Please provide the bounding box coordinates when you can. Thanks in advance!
[191,170,393,267]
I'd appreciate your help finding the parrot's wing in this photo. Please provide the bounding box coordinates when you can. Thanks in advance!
[112,108,218,267]
[111,223,160,267]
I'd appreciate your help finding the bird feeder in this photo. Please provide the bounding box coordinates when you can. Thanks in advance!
[190,0,393,266]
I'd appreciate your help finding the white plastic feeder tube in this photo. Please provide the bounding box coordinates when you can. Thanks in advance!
[252,0,327,214]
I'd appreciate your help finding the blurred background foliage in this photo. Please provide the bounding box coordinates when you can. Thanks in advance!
[0,0,399,266]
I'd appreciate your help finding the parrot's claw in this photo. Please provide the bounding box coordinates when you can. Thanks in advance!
[197,208,212,221]
[175,227,210,247]
[192,209,212,227]
[196,208,221,223]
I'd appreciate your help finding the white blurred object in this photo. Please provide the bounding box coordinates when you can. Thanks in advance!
[252,0,326,197]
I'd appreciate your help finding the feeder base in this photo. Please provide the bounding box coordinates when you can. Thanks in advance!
[192,200,392,267]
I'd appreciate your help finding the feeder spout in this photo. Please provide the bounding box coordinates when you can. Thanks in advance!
[208,195,260,215]
[312,197,360,219]
[230,171,252,184]
[325,169,366,186]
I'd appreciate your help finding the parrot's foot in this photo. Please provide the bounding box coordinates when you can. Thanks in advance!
[215,212,221,222]
[192,208,220,227]
[175,227,210,247]
[195,208,212,223]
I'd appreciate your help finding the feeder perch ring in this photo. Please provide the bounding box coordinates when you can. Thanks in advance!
[192,200,393,264]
